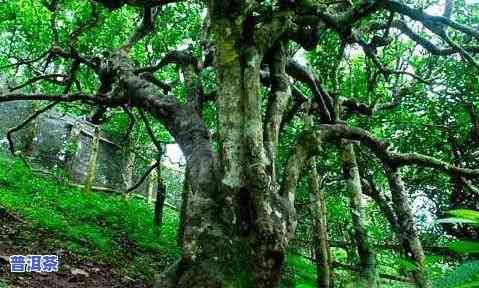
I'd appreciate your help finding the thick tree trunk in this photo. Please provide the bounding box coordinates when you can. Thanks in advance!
[91,35,314,287]
[341,143,377,288]
[308,158,331,288]
[214,22,283,288]
[155,14,297,288]
[384,165,430,288]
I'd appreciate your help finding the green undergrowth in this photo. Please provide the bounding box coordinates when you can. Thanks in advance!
[285,253,316,288]
[0,153,180,280]
[0,152,325,287]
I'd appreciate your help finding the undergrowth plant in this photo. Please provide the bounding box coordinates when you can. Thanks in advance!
[0,153,180,280]
[433,210,479,288]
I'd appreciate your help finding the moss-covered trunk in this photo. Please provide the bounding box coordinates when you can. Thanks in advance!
[154,154,166,227]
[83,127,100,192]
[342,142,377,288]
[155,13,295,288]
[384,165,429,288]
[308,158,331,288]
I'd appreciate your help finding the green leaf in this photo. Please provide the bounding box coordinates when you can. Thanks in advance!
[448,241,479,254]
[433,261,479,288]
[436,218,477,225]
[447,210,479,222]
[456,280,479,288]
[398,258,417,272]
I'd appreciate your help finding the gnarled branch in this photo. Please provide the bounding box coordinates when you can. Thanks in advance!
[321,124,479,178]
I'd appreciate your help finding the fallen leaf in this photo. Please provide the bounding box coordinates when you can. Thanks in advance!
[71,268,90,277]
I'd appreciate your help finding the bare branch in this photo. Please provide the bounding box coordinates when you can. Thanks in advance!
[8,74,67,92]
[360,176,399,231]
[122,6,160,50]
[295,0,384,35]
[385,0,479,39]
[353,33,433,84]
[0,50,50,70]
[139,72,172,94]
[371,20,479,56]
[63,60,81,94]
[124,161,160,193]
[320,124,479,178]
[0,92,106,104]
[122,105,136,143]
[286,59,335,123]
[135,50,198,74]
[340,86,409,117]
[138,108,162,152]
[460,177,479,195]
[6,101,59,154]
[280,86,308,131]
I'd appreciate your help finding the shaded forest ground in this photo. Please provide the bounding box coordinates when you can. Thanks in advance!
[0,206,151,288]
[0,153,179,287]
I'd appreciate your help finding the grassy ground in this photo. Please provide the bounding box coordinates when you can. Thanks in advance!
[284,254,316,288]
[0,153,180,286]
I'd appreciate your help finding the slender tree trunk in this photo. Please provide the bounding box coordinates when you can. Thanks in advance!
[154,154,166,227]
[308,158,331,288]
[361,175,412,279]
[177,164,189,247]
[384,165,430,288]
[83,127,100,192]
[147,159,157,203]
[66,121,81,175]
[342,142,377,288]
[362,178,399,233]
[123,141,136,189]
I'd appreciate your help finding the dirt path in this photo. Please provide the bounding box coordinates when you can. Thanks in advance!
[0,207,152,288]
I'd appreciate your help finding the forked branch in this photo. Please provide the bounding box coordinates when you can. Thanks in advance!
[321,124,479,178]
[6,101,59,154]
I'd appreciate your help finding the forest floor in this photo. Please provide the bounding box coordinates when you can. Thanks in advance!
[0,154,179,288]
[0,205,149,288]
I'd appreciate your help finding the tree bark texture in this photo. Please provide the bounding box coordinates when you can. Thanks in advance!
[308,158,331,288]
[342,143,377,288]
[155,11,299,287]
[384,165,430,288]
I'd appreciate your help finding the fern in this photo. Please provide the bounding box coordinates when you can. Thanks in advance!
[432,261,479,288]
